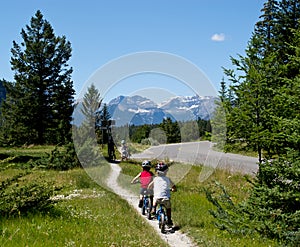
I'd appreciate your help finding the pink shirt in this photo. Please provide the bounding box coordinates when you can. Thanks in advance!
[140,171,153,188]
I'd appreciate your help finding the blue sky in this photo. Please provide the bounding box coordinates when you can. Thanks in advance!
[0,0,265,103]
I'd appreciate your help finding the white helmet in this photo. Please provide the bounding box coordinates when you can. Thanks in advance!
[142,160,151,168]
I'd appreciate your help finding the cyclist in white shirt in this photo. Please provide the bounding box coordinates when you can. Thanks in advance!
[148,162,177,227]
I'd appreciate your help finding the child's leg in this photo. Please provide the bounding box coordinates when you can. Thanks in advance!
[139,189,145,208]
[165,200,173,226]
[150,195,154,207]
[166,208,172,224]
[151,200,157,214]
[138,194,143,208]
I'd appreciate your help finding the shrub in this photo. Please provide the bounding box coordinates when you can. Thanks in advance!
[206,149,300,246]
[47,142,81,170]
[31,142,81,170]
[0,173,58,217]
[247,150,300,244]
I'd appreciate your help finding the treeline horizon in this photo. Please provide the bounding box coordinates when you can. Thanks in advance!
[111,117,212,145]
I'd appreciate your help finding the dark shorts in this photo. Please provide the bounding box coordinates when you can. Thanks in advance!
[155,198,171,209]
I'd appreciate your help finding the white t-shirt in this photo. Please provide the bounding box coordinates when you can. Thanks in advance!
[153,176,173,200]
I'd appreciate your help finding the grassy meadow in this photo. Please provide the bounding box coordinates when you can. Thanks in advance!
[0,145,279,246]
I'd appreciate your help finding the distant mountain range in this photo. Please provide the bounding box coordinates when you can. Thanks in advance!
[107,95,217,126]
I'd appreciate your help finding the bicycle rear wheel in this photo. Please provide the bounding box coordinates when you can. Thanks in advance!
[160,212,165,233]
[147,200,152,220]
[141,201,146,215]
[142,197,149,215]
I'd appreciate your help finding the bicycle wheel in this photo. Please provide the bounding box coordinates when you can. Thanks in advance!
[160,212,165,233]
[141,200,146,215]
[147,199,152,220]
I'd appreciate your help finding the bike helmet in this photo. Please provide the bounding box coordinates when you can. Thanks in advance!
[155,162,168,173]
[142,160,152,168]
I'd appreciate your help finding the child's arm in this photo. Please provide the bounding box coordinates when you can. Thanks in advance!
[170,179,177,192]
[131,172,141,184]
[171,184,177,192]
[147,180,154,189]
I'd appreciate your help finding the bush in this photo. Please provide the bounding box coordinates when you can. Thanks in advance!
[0,173,58,217]
[47,142,81,170]
[141,137,160,146]
[31,142,81,170]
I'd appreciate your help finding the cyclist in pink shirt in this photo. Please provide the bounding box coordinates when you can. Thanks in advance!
[131,160,154,208]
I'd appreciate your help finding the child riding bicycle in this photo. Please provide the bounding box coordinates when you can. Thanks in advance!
[120,139,130,161]
[131,160,154,208]
[148,161,177,227]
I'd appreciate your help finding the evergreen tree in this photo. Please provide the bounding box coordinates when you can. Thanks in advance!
[80,83,102,130]
[0,80,5,105]
[207,1,300,245]
[211,78,231,150]
[129,124,151,143]
[1,10,74,146]
[96,103,111,144]
[255,0,279,53]
[223,0,300,159]
[160,117,181,143]
[73,83,103,167]
[180,120,199,142]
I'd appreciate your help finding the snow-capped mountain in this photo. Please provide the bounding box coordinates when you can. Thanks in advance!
[159,95,217,122]
[107,95,217,126]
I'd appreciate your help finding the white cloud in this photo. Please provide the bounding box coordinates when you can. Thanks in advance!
[211,33,225,42]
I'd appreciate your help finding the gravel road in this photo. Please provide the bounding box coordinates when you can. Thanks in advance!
[131,141,259,176]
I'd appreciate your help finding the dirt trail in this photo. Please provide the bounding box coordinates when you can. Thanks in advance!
[106,162,197,247]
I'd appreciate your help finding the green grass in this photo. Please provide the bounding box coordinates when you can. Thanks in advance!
[0,147,168,247]
[1,191,168,247]
[0,145,54,157]
[128,143,150,154]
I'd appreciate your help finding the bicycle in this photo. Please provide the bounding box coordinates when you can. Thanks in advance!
[155,202,168,234]
[141,190,152,220]
[130,181,153,220]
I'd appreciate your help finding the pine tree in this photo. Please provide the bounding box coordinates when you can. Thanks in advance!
[207,1,300,244]
[1,10,74,145]
[96,103,111,144]
[211,78,230,150]
[255,0,279,53]
[160,117,180,143]
[0,80,5,105]
[72,83,103,167]
[80,83,102,130]
[223,0,300,158]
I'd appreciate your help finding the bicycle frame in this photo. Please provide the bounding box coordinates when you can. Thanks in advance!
[142,190,152,220]
[156,203,168,233]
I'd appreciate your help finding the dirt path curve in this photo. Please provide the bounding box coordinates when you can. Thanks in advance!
[106,162,197,247]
